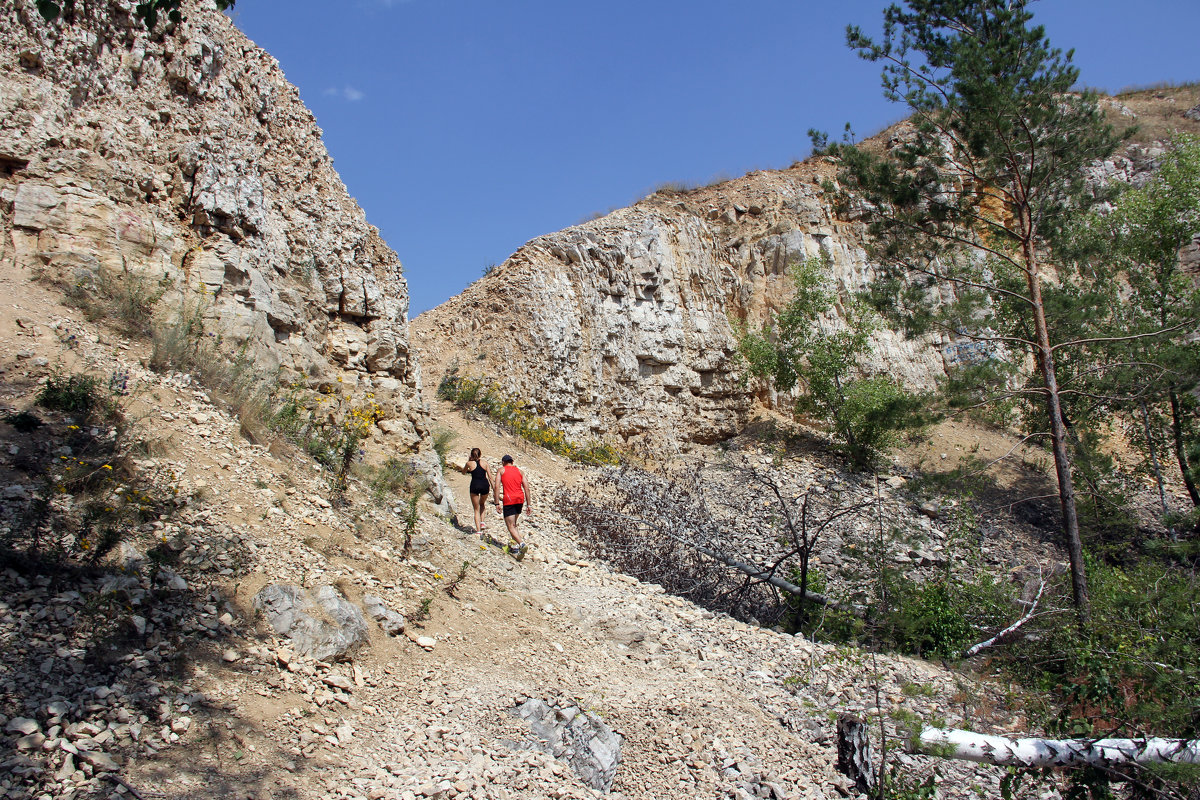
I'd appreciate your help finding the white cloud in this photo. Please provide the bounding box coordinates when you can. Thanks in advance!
[323,85,366,102]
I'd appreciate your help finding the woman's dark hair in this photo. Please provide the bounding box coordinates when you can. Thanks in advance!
[470,447,482,461]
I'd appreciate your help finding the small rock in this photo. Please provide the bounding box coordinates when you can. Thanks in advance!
[322,674,353,692]
[16,732,46,750]
[79,750,119,772]
[416,636,436,650]
[7,718,39,736]
[55,753,77,782]
[222,649,240,662]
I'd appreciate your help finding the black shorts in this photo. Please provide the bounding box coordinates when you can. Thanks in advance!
[503,503,523,518]
[469,479,490,496]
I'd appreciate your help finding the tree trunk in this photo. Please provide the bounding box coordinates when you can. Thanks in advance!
[1021,231,1090,627]
[837,715,877,795]
[918,727,1200,768]
[1169,388,1200,508]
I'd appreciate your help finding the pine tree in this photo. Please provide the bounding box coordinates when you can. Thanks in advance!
[823,0,1132,626]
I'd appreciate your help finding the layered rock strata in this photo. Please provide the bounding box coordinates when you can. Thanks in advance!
[0,1,433,461]
[414,104,1199,454]
[413,164,946,452]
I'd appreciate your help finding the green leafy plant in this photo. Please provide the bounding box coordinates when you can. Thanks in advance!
[359,457,416,507]
[149,290,276,442]
[8,376,182,565]
[738,256,926,469]
[58,268,171,337]
[37,370,111,417]
[269,384,385,494]
[431,427,458,469]
[443,560,471,598]
[411,597,433,623]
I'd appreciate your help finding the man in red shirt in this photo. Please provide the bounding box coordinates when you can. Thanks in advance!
[494,454,533,561]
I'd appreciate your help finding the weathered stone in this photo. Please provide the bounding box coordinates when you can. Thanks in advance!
[6,718,39,736]
[253,584,368,661]
[412,187,945,453]
[78,749,119,772]
[361,595,406,636]
[0,0,442,499]
[510,699,622,792]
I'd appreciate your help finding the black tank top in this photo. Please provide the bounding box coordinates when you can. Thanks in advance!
[469,461,490,494]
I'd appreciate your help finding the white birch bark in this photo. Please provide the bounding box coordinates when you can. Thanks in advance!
[918,728,1200,768]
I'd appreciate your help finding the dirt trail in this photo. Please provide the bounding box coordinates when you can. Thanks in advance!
[1,257,1033,800]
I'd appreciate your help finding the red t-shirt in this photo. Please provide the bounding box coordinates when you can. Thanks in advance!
[499,465,525,505]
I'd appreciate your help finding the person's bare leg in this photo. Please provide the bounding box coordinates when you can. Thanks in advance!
[504,513,523,547]
[471,494,485,532]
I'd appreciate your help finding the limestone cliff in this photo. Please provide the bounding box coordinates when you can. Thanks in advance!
[0,0,435,472]
[413,161,946,452]
[413,90,1200,454]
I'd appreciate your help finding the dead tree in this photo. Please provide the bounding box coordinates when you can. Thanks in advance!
[917,727,1200,768]
[553,458,868,625]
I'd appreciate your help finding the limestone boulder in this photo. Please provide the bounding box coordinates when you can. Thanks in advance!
[510,698,622,793]
[252,584,368,662]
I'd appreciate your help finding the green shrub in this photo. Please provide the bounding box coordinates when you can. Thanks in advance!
[431,427,458,469]
[437,372,620,466]
[1009,558,1200,737]
[61,268,170,337]
[150,293,276,441]
[9,377,181,565]
[358,457,416,506]
[37,371,108,415]
[268,385,384,493]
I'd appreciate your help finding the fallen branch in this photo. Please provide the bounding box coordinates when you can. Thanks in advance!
[917,727,1200,768]
[961,568,1045,658]
[691,540,842,611]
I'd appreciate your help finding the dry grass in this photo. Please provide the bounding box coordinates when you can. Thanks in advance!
[1104,82,1200,145]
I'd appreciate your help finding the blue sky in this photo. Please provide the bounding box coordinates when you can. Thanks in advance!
[229,1,1200,316]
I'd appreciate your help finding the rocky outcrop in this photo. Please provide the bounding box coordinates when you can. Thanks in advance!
[414,106,1199,454]
[413,164,946,452]
[0,0,433,460]
[253,583,369,662]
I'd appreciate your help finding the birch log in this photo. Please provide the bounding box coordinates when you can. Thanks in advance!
[918,728,1200,768]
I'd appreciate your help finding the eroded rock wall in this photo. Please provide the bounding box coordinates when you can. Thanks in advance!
[0,0,433,461]
[413,165,947,452]
[414,104,1198,455]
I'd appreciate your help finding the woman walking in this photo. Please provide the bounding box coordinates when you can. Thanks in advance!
[454,447,494,534]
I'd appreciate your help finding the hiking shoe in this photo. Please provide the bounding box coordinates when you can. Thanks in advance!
[514,543,528,562]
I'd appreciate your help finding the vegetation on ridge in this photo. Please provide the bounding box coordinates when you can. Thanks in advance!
[437,370,620,466]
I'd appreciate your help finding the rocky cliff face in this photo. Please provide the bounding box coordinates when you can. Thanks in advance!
[0,1,435,468]
[413,92,1200,454]
[413,162,947,453]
